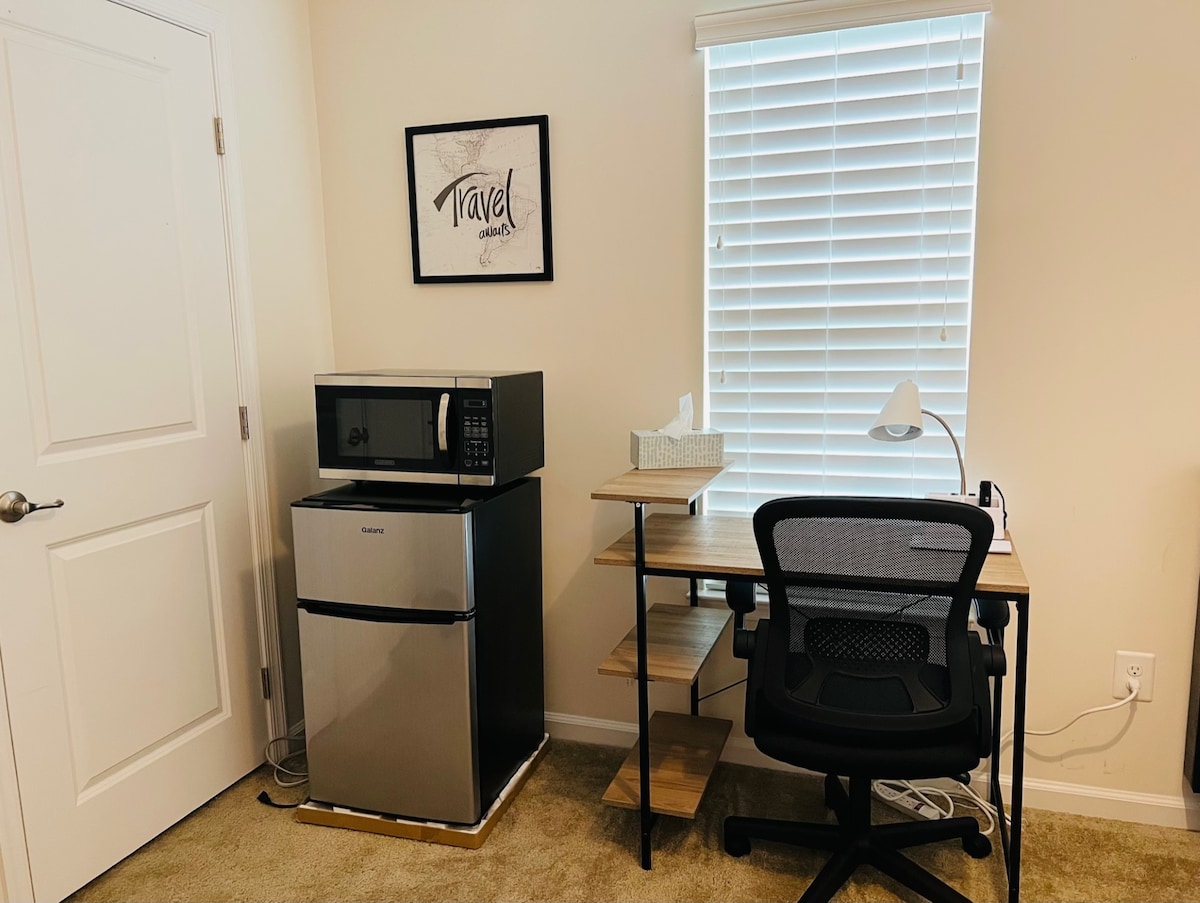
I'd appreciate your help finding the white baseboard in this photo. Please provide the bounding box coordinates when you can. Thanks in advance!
[545,711,1200,830]
[994,773,1200,830]
[543,710,638,748]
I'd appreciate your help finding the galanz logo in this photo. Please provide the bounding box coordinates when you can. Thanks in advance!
[361,527,385,534]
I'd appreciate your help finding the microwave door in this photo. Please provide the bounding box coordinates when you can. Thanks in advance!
[315,383,460,483]
[360,393,448,467]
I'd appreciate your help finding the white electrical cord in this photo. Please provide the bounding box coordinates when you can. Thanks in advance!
[874,678,1143,835]
[264,723,308,788]
[1000,677,1141,746]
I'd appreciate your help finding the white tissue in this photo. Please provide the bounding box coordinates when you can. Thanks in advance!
[659,393,694,441]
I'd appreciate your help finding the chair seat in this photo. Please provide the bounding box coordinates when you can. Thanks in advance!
[754,638,992,778]
[751,705,984,778]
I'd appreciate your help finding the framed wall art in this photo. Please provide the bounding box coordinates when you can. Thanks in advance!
[405,114,554,283]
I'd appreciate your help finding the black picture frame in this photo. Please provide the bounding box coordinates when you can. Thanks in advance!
[404,115,553,284]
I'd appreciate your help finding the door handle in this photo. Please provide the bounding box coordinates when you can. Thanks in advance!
[0,490,65,523]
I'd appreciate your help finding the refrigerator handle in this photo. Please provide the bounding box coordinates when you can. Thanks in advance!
[437,392,450,454]
[298,599,470,624]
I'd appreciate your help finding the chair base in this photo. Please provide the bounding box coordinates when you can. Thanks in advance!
[724,774,990,903]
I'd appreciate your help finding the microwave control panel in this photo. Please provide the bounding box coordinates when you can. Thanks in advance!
[458,393,493,472]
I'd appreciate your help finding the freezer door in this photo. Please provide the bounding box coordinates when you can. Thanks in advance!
[299,607,481,824]
[293,506,473,611]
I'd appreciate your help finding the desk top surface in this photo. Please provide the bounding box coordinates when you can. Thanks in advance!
[591,467,1030,596]
[595,513,1027,600]
[593,513,1030,598]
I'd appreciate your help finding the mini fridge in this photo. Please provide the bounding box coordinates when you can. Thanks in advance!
[292,477,543,825]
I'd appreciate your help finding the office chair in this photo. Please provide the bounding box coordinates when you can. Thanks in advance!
[724,496,997,903]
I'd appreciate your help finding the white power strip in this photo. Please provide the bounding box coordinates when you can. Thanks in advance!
[871,781,943,820]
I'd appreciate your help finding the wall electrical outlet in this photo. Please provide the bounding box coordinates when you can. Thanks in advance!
[1112,650,1155,701]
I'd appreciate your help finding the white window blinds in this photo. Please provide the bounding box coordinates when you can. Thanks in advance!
[703,10,988,516]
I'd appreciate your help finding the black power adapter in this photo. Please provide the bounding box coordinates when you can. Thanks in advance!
[978,480,992,507]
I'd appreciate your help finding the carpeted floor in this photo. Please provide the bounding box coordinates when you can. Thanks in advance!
[68,739,1200,902]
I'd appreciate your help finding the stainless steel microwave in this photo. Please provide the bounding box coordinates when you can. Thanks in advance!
[314,369,544,486]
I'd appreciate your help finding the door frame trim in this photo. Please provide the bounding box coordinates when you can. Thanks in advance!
[0,2,285,899]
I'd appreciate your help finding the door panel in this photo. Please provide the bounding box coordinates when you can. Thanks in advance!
[48,505,224,796]
[0,2,265,900]
[6,34,197,447]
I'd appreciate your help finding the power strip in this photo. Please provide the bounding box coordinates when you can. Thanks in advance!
[871,781,943,821]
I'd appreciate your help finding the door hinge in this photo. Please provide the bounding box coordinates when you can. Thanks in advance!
[260,667,271,700]
[238,405,250,440]
[213,116,226,155]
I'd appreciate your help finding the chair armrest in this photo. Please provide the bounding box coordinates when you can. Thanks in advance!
[973,597,1010,631]
[742,619,770,738]
[725,579,757,615]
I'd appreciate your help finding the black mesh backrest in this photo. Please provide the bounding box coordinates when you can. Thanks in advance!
[753,497,994,730]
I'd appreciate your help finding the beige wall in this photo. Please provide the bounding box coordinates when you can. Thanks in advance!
[968,0,1200,799]
[306,0,1200,808]
[203,0,334,722]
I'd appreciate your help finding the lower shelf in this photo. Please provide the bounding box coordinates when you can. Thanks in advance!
[601,711,732,819]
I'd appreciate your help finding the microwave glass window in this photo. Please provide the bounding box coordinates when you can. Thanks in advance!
[334,398,367,457]
[351,397,435,461]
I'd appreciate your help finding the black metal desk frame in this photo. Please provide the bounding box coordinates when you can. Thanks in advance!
[629,498,702,869]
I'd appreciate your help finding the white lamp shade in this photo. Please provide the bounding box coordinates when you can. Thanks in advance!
[869,380,924,442]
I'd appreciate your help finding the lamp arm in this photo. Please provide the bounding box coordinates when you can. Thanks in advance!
[921,408,967,496]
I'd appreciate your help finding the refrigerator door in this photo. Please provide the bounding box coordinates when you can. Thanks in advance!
[299,605,481,823]
[293,506,473,611]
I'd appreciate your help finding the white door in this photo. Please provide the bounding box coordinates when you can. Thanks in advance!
[0,2,267,900]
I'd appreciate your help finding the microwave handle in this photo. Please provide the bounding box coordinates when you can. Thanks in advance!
[437,392,450,453]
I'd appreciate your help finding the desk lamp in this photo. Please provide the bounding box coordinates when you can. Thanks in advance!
[868,379,966,496]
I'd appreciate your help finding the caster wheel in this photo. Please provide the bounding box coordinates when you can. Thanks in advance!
[723,829,751,858]
[962,832,992,859]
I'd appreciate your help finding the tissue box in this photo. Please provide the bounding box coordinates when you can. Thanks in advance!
[630,429,725,470]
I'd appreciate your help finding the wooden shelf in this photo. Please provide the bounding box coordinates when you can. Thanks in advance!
[601,712,732,819]
[590,463,732,506]
[598,603,731,686]
[594,513,762,577]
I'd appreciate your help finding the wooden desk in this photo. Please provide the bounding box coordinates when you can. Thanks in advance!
[592,471,1032,903]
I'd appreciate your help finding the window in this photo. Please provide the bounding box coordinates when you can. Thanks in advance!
[701,6,989,516]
